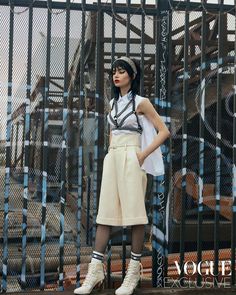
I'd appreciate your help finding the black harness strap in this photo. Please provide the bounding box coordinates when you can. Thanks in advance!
[112,126,142,133]
[132,97,143,133]
[109,112,117,127]
[109,98,133,127]
[109,95,143,134]
[115,97,133,118]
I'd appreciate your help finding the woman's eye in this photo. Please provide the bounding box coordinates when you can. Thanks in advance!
[112,69,125,75]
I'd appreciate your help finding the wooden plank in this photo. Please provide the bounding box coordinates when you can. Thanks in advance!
[173,171,232,221]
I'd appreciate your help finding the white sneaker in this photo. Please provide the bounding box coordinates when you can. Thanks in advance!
[74,262,105,294]
[115,260,142,295]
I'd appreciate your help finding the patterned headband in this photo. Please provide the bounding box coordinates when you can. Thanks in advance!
[113,56,137,75]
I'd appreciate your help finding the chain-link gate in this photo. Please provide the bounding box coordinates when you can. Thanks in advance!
[0,0,236,293]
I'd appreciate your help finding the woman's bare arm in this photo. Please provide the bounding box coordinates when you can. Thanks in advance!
[136,98,170,165]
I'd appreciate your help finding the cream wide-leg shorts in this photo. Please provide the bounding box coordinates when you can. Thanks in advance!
[96,133,148,226]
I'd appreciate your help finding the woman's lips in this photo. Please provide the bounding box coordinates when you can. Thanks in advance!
[114,80,120,83]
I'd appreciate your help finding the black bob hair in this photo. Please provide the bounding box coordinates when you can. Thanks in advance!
[111,58,141,100]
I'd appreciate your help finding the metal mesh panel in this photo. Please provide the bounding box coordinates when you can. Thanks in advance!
[0,0,235,292]
[168,6,235,284]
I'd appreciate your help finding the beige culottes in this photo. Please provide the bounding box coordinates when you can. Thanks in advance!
[96,133,148,226]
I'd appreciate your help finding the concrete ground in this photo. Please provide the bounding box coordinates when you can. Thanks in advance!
[6,287,236,295]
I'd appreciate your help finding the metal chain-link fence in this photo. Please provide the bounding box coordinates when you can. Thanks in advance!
[0,0,236,292]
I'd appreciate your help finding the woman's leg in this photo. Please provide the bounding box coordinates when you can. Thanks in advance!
[94,223,145,256]
[115,224,145,295]
[74,224,111,294]
[94,224,112,254]
[131,224,145,254]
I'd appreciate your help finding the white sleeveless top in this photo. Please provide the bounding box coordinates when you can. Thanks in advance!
[107,92,164,176]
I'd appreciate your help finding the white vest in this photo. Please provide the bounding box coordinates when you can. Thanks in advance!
[108,93,164,176]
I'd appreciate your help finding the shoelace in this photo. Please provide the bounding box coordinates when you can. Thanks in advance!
[122,262,143,287]
[83,267,96,286]
[83,264,98,286]
[83,263,105,287]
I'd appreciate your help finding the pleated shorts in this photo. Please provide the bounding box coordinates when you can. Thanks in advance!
[96,133,148,226]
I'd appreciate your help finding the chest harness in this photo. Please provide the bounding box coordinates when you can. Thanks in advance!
[109,95,143,134]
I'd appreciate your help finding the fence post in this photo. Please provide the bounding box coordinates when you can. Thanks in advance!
[152,0,171,288]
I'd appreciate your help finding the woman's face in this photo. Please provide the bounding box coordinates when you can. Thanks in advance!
[112,66,132,90]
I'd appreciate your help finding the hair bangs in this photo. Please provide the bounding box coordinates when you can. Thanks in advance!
[111,59,133,76]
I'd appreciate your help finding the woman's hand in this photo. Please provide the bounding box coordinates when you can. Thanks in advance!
[136,151,145,167]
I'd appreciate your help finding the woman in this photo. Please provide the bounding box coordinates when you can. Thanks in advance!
[74,56,170,295]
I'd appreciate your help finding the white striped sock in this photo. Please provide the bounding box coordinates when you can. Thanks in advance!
[91,251,104,263]
[131,251,142,261]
